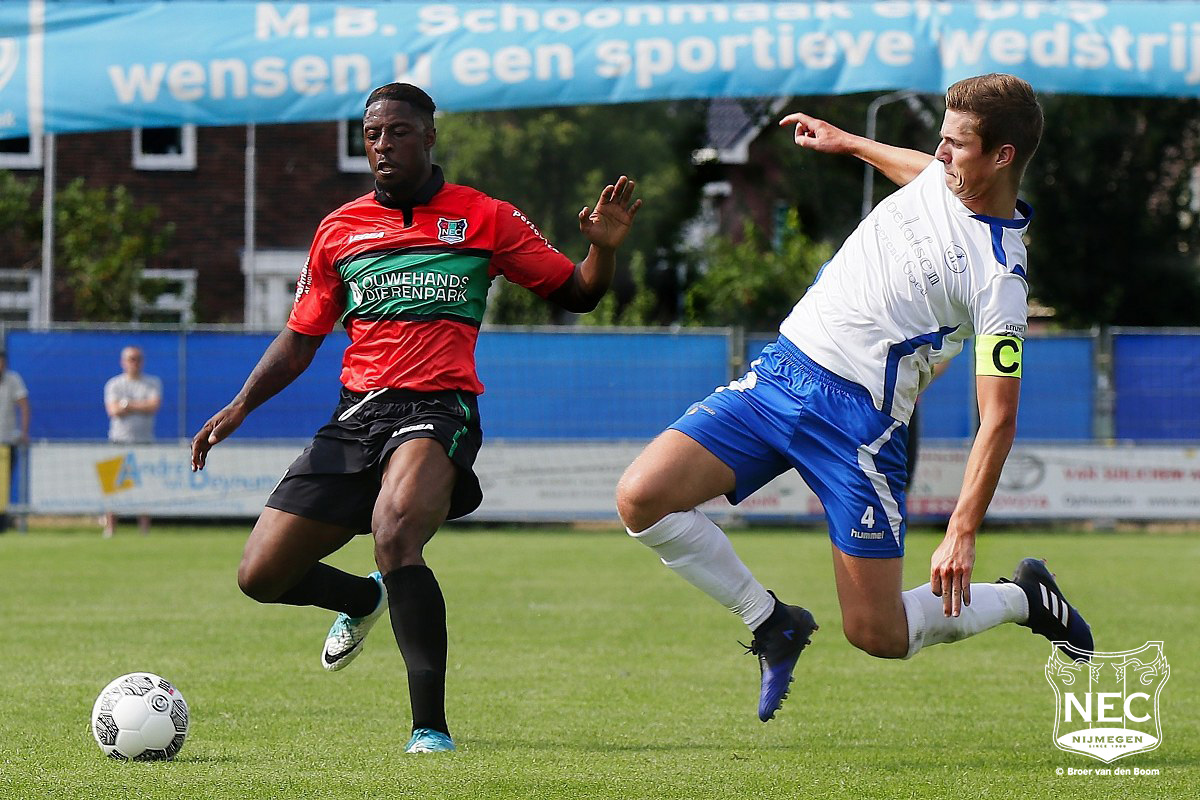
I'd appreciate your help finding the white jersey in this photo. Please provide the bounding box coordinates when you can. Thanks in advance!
[779,159,1031,424]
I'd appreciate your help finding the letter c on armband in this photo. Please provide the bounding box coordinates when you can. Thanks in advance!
[976,334,1023,378]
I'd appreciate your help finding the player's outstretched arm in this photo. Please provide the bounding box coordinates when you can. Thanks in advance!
[779,112,933,188]
[190,328,324,471]
[930,374,1020,616]
[549,176,642,313]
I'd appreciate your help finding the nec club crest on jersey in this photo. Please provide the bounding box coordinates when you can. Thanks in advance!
[437,218,469,244]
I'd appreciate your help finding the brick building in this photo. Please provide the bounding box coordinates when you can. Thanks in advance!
[2,120,376,326]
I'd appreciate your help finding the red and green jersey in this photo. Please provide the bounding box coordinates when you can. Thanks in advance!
[288,168,575,393]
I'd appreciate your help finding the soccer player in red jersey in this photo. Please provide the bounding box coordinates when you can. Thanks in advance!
[191,83,641,754]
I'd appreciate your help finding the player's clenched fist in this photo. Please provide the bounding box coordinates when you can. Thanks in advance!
[778,112,858,156]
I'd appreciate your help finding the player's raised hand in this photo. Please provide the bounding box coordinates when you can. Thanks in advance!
[579,175,642,251]
[190,405,247,471]
[779,112,857,155]
[929,530,976,617]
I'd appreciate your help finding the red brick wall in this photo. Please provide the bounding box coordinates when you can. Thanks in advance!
[13,122,374,322]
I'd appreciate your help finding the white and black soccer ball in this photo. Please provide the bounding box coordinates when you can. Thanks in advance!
[90,672,189,761]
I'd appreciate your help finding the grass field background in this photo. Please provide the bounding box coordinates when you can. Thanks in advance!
[1,525,1196,799]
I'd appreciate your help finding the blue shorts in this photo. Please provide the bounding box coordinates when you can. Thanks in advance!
[669,336,909,558]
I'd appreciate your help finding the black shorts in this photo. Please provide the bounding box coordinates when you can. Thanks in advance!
[266,387,484,531]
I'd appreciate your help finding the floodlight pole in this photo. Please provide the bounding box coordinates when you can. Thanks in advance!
[40,133,55,327]
[861,90,934,219]
[244,123,257,326]
[32,0,52,327]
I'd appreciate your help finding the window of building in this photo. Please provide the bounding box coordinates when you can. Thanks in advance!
[0,135,42,169]
[338,119,370,173]
[133,125,197,170]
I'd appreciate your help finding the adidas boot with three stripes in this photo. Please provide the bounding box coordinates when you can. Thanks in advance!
[1001,557,1094,661]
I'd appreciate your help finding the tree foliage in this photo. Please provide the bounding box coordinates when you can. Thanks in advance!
[0,171,41,269]
[765,93,943,246]
[435,101,706,324]
[579,252,659,327]
[57,179,174,322]
[9,94,1200,329]
[684,209,832,330]
[0,172,175,322]
[1021,96,1200,326]
[485,274,555,325]
[771,93,1200,328]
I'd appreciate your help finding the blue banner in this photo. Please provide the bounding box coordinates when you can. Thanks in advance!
[3,1,1200,137]
[0,1,35,139]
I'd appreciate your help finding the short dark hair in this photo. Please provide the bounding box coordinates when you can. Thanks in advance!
[945,73,1043,173]
[364,83,436,129]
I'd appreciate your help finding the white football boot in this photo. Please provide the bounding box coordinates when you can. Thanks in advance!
[321,571,388,671]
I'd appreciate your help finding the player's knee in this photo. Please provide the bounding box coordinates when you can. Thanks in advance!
[372,512,435,568]
[236,559,283,604]
[615,469,663,532]
[373,528,421,565]
[842,618,908,660]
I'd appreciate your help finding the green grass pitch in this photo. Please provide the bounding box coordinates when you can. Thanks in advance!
[1,526,1196,799]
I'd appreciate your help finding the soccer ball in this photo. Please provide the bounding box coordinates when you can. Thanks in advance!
[90,672,189,761]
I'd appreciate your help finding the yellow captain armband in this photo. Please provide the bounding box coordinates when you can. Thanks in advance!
[976,334,1023,377]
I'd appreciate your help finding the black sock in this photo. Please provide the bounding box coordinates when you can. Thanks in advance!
[274,563,380,617]
[383,566,449,735]
[752,595,788,637]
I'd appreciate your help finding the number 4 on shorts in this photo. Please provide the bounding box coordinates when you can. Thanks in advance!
[860,506,875,527]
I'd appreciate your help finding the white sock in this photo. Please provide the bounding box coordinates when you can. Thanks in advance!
[628,509,776,630]
[901,581,1028,659]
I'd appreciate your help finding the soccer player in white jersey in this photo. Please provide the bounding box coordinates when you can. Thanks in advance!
[617,74,1093,723]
